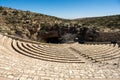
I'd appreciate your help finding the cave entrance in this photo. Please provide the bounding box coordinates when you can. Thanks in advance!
[46,37,60,44]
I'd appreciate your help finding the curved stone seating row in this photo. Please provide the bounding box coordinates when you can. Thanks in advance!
[81,45,118,56]
[78,44,117,55]
[32,44,76,57]
[87,44,119,57]
[22,42,76,58]
[11,39,83,63]
[72,45,111,58]
[1,34,120,80]
[82,48,120,61]
[70,43,120,63]
[1,34,120,64]
[0,34,83,63]
[78,44,111,53]
[23,43,75,58]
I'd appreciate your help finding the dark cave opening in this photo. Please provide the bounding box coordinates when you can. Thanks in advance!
[46,37,61,44]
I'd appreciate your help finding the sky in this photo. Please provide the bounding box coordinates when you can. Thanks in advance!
[0,0,120,19]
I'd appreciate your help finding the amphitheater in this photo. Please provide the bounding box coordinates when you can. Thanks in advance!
[0,33,120,80]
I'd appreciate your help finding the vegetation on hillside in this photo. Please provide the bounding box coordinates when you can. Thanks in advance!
[74,15,120,31]
[0,6,120,43]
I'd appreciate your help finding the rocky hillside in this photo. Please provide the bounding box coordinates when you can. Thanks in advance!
[73,15,120,32]
[0,6,67,39]
[0,6,120,43]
